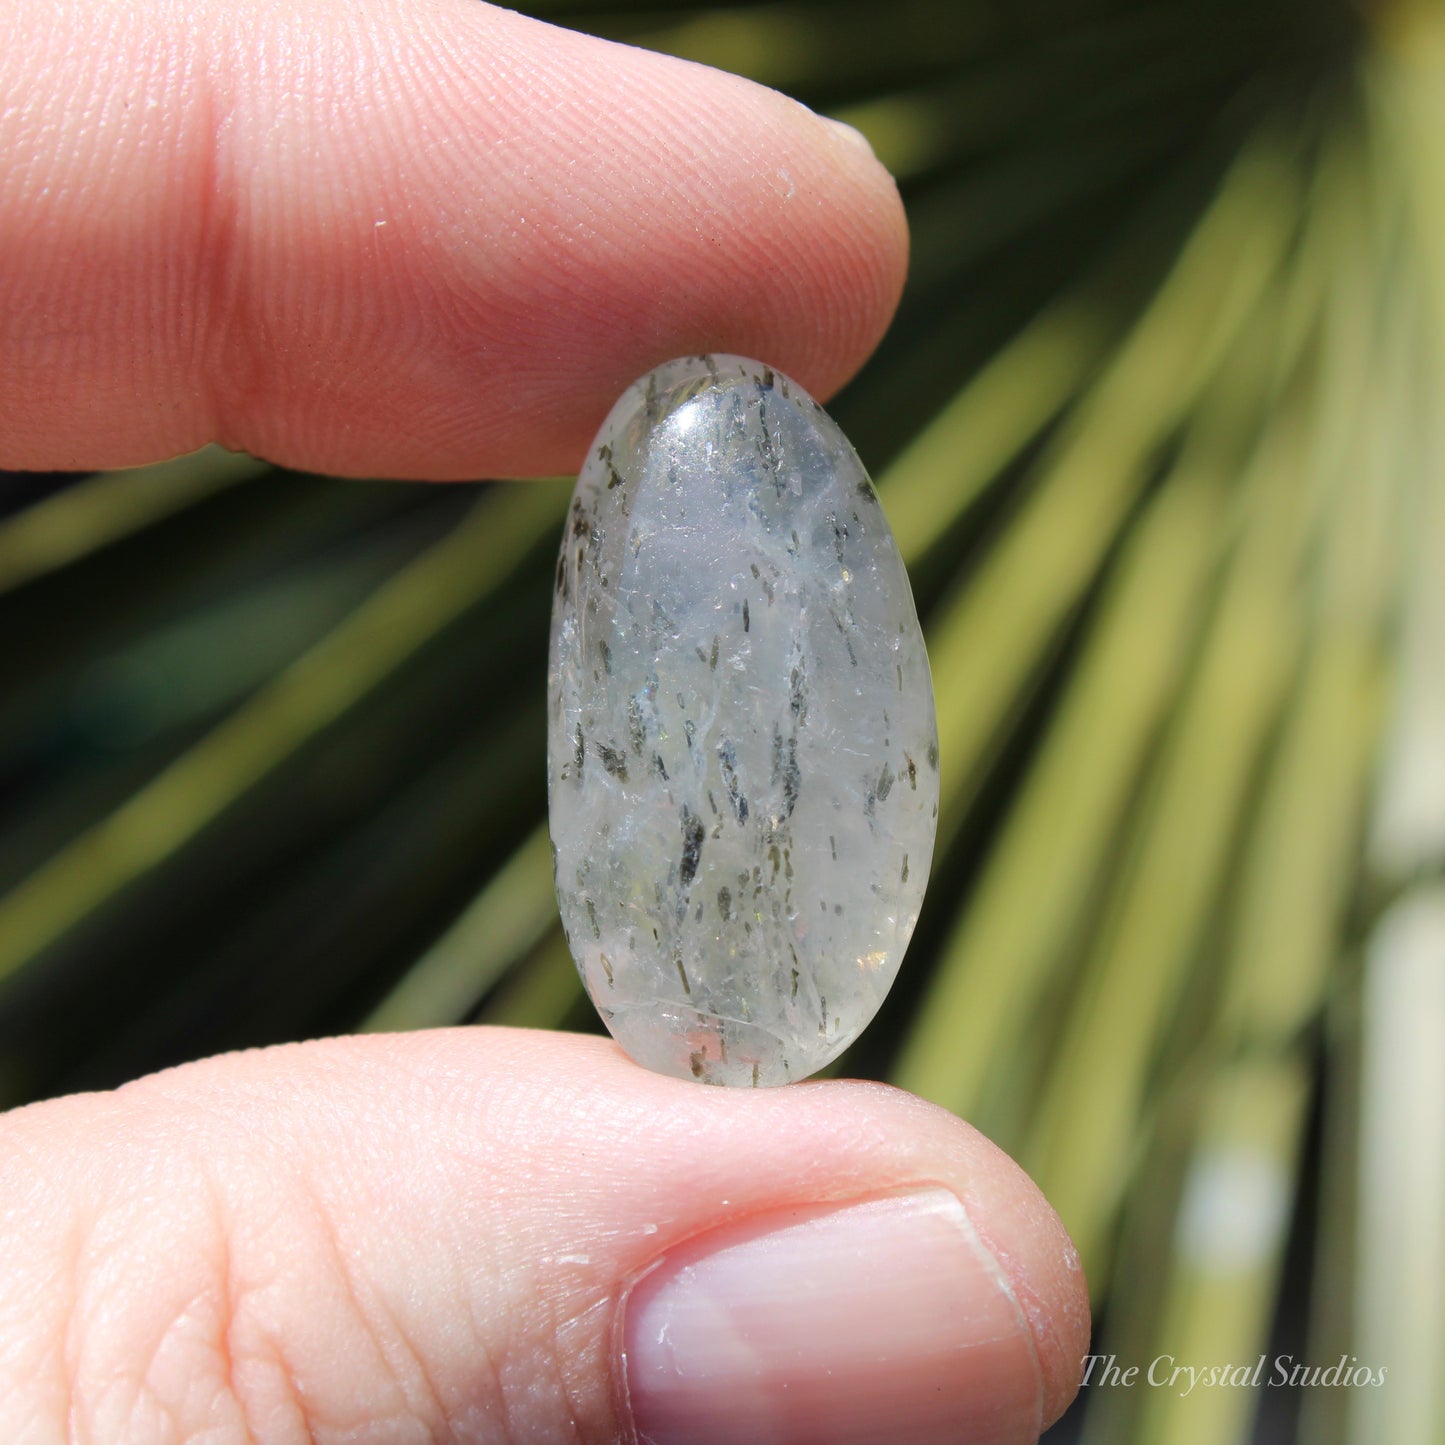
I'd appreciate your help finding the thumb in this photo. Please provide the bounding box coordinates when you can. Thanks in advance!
[0,1028,1088,1443]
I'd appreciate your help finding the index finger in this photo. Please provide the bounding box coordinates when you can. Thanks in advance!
[0,0,907,478]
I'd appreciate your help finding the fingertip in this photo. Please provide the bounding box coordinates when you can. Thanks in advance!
[385,18,910,476]
[483,1036,1088,1430]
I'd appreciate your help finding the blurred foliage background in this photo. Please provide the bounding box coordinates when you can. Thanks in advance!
[2,0,1444,1440]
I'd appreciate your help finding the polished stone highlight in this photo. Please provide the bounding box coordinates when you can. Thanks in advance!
[548,355,938,1085]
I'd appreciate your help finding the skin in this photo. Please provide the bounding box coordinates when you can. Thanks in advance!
[0,1,1090,1439]
[1,0,905,477]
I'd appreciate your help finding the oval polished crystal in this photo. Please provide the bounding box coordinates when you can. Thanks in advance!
[547,355,939,1085]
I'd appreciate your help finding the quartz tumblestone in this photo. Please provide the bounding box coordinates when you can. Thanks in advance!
[547,355,939,1085]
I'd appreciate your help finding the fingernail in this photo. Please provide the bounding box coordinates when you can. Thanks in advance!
[824,116,878,160]
[621,1187,1044,1445]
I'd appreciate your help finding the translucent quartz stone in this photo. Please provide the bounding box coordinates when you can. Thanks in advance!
[547,355,939,1085]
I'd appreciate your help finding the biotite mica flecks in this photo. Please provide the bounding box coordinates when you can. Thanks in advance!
[547,355,939,1085]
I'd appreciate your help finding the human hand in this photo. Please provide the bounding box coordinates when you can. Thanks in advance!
[0,2,1089,1441]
